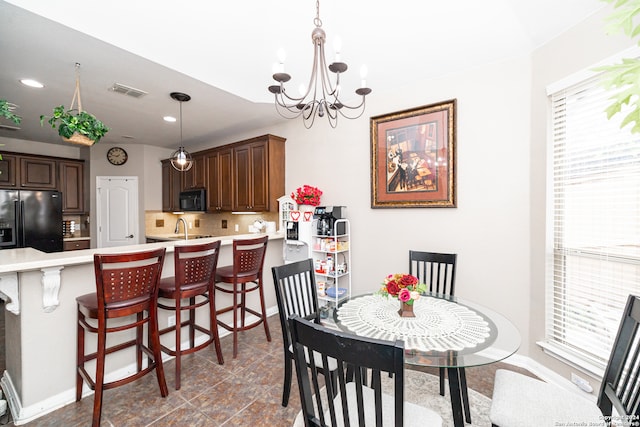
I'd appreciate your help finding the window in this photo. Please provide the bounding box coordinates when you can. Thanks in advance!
[546,72,640,375]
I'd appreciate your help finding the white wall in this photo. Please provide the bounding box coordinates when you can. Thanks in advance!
[208,54,534,356]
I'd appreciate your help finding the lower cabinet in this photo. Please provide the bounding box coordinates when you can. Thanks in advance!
[63,239,90,251]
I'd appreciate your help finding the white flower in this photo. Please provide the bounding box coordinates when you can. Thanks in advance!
[410,291,420,301]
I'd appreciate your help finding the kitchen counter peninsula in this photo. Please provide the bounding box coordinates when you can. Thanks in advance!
[0,233,284,424]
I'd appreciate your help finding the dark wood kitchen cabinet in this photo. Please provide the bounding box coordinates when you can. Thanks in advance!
[161,134,285,213]
[0,152,87,212]
[206,147,233,212]
[183,153,206,190]
[0,154,18,188]
[162,159,183,212]
[20,156,57,189]
[232,135,285,212]
[59,160,85,213]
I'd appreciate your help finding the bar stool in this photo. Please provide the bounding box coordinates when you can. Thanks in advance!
[157,240,224,390]
[214,235,271,358]
[76,247,168,427]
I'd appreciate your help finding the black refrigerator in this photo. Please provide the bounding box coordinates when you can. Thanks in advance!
[0,190,63,253]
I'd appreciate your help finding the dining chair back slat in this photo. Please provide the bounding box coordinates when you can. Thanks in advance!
[598,294,640,418]
[272,259,331,407]
[289,315,443,427]
[409,250,457,296]
[409,250,459,399]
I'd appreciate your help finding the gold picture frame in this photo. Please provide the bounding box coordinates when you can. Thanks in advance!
[370,99,457,208]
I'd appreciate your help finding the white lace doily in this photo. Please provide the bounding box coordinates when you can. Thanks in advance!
[336,294,491,352]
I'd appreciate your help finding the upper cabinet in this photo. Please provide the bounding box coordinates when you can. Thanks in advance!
[59,160,85,213]
[0,154,18,188]
[161,160,183,212]
[206,147,233,212]
[0,151,86,212]
[20,156,57,189]
[162,134,285,213]
[183,153,206,190]
[232,135,285,212]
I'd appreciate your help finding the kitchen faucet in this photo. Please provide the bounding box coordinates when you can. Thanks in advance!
[175,217,188,240]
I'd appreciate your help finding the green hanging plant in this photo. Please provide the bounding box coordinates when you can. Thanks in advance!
[595,0,640,133]
[0,99,22,125]
[40,105,109,145]
[40,63,109,146]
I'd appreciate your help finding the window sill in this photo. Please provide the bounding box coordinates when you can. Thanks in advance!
[537,341,605,379]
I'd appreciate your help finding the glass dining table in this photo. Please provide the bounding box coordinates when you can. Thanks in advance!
[330,292,521,427]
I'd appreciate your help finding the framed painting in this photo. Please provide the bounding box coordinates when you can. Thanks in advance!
[370,99,457,208]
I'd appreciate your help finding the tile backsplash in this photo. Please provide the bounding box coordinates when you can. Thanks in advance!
[145,211,279,237]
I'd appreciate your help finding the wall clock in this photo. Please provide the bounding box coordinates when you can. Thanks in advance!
[106,147,128,165]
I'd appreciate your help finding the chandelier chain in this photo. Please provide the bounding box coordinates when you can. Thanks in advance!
[314,0,322,28]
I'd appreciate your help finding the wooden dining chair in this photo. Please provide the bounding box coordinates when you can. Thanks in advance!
[409,250,459,397]
[271,259,338,407]
[76,247,168,427]
[289,315,443,427]
[490,293,640,427]
[157,240,224,390]
[214,235,271,358]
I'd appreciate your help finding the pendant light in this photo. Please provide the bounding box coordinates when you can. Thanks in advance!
[170,92,193,172]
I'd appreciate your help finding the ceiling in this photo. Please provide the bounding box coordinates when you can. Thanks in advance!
[0,0,605,150]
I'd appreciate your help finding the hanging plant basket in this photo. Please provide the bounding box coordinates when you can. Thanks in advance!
[40,63,109,146]
[62,132,95,147]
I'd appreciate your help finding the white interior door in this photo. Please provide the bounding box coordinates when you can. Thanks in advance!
[96,176,139,248]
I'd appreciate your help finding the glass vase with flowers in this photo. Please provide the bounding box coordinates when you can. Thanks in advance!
[378,273,427,317]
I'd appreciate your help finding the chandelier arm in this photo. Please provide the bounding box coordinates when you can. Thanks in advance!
[274,96,306,119]
[335,98,367,120]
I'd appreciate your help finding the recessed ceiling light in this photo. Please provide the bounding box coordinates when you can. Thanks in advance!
[163,116,177,122]
[20,79,44,88]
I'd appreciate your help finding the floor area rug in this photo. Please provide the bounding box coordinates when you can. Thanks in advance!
[293,370,491,427]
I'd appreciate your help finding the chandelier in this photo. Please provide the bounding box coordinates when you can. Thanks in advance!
[268,0,372,128]
[169,92,193,172]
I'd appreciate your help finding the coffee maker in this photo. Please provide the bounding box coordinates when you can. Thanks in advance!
[314,206,346,236]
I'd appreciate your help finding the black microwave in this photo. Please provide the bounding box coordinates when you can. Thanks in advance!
[179,189,206,212]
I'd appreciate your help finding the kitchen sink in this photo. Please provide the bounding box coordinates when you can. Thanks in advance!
[189,234,214,239]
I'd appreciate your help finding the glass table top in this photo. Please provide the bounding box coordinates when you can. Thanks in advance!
[331,292,521,369]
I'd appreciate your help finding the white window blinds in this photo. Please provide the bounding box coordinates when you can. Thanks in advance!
[547,73,640,373]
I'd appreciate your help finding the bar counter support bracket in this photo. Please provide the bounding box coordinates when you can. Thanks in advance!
[41,266,64,313]
[0,273,19,315]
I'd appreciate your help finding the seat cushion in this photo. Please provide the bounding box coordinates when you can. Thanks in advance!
[490,369,605,427]
[215,265,259,283]
[293,382,442,427]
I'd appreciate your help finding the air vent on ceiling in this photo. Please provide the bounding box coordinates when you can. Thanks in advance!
[109,83,148,98]
[0,124,20,131]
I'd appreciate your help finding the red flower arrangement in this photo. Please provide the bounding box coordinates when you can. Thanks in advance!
[379,273,427,305]
[291,185,323,206]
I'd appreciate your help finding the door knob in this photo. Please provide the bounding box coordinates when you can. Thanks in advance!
[126,234,134,238]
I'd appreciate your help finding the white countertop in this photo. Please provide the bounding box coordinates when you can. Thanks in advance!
[0,232,284,274]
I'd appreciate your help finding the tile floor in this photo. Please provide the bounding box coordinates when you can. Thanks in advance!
[5,314,532,426]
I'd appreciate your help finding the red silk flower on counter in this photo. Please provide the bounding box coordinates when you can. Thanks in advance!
[291,185,323,206]
[379,273,427,305]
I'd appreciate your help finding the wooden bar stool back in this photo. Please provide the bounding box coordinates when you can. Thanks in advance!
[157,240,224,390]
[76,247,168,427]
[214,235,271,358]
